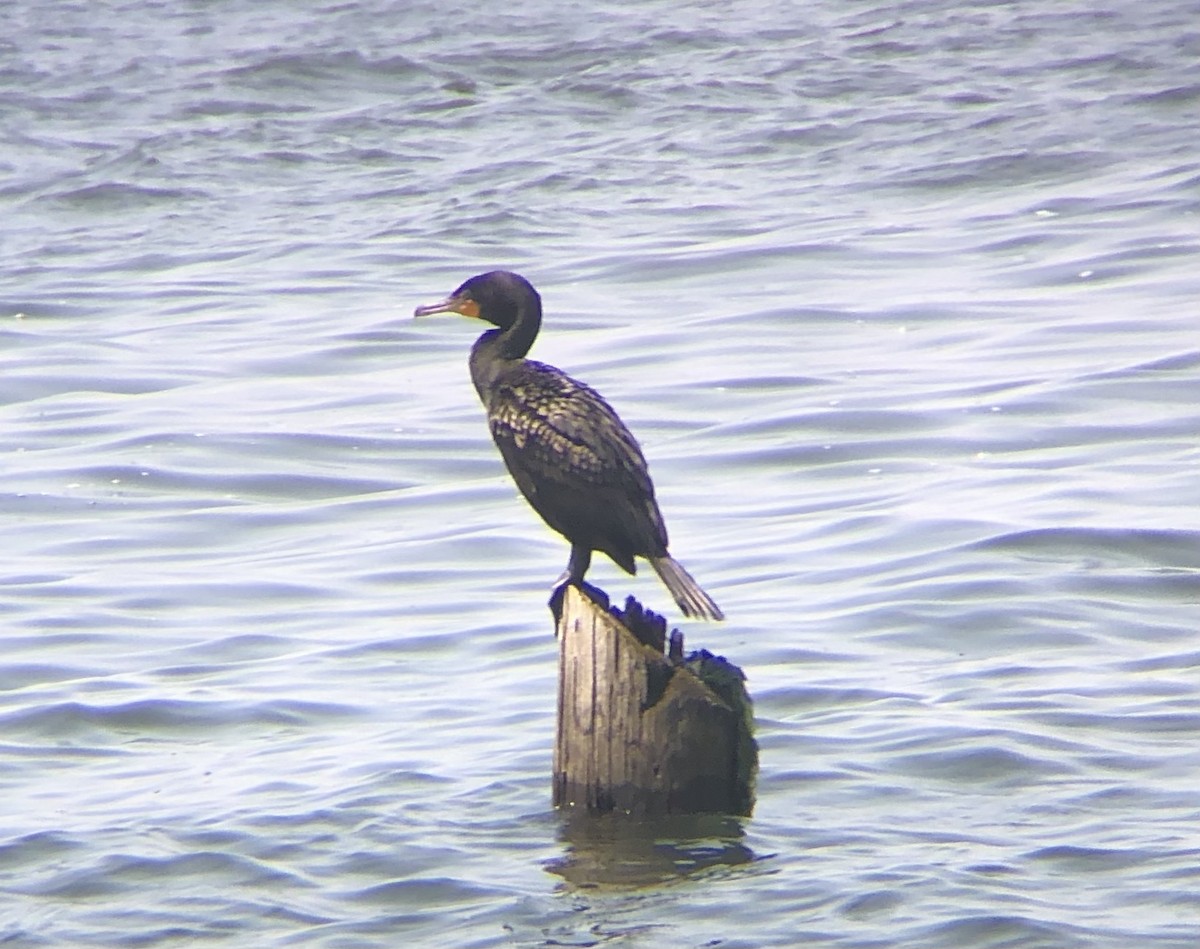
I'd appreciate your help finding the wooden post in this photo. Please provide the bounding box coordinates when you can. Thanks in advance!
[552,585,756,816]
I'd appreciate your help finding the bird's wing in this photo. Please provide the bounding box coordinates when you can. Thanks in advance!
[487,362,651,494]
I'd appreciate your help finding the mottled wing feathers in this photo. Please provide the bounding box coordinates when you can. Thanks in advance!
[483,360,668,564]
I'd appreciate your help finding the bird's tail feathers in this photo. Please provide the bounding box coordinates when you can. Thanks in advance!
[650,556,724,621]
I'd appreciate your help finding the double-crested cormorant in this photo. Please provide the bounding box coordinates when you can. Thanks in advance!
[414,270,723,621]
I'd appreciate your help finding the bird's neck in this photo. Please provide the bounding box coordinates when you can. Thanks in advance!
[468,300,542,403]
[498,297,541,359]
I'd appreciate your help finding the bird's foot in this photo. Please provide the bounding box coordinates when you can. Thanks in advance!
[548,579,610,628]
[549,582,567,626]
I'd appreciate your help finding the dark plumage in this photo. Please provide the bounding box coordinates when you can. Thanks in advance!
[414,270,723,621]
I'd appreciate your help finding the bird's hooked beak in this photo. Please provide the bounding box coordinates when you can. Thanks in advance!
[413,292,480,320]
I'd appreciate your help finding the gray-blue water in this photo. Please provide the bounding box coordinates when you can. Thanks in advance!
[3,1,1200,946]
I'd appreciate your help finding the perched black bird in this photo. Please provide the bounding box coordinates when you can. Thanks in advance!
[414,270,723,621]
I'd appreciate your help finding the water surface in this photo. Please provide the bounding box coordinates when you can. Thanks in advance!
[3,1,1199,946]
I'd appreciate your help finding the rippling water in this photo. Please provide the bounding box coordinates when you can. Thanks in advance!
[3,1,1200,946]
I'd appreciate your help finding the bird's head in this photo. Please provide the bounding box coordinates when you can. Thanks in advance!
[414,270,539,330]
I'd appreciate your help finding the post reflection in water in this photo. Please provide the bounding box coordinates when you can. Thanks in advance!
[546,812,760,889]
